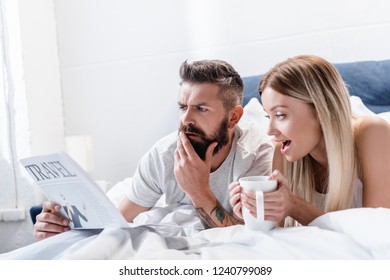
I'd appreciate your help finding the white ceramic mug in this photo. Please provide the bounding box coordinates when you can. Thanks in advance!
[239,175,277,231]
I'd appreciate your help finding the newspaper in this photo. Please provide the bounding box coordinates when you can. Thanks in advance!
[21,152,129,229]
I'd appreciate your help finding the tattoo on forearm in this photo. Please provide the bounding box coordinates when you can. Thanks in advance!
[196,208,218,229]
[210,203,226,224]
[196,201,243,229]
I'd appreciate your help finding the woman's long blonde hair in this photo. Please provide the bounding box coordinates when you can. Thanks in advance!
[259,55,357,218]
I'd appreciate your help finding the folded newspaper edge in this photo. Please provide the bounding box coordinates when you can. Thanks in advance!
[20,152,129,229]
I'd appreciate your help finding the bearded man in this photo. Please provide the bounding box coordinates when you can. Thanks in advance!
[33,60,273,240]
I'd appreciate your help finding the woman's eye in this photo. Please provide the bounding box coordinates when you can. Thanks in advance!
[275,113,286,120]
[265,114,270,119]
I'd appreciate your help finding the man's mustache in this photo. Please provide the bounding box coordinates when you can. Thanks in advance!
[179,124,206,138]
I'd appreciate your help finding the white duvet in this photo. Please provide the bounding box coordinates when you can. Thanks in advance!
[1,206,390,260]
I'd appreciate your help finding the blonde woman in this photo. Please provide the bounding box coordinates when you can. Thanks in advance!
[229,55,390,226]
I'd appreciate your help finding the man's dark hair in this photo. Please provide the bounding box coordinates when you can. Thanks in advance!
[179,60,244,110]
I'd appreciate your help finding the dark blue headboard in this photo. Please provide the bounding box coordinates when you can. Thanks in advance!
[242,60,390,114]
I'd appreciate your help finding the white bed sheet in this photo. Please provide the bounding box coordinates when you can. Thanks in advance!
[1,206,389,260]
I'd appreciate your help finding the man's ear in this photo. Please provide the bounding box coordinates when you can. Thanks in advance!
[228,105,244,129]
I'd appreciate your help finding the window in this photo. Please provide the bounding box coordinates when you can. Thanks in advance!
[0,0,31,221]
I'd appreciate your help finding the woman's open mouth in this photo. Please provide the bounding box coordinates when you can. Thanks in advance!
[281,140,292,154]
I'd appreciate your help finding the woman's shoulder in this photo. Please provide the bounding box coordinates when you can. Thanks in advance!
[352,116,390,208]
[353,115,390,155]
[353,115,390,139]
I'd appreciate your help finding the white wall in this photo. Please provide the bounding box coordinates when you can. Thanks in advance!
[53,0,390,185]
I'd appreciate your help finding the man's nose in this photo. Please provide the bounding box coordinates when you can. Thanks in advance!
[181,109,195,125]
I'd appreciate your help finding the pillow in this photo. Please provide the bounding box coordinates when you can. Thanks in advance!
[378,111,390,124]
[350,96,376,117]
[106,177,132,207]
[240,97,268,136]
[351,95,390,123]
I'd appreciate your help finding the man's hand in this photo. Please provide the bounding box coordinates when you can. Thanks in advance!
[174,131,217,203]
[34,201,70,241]
[174,132,240,228]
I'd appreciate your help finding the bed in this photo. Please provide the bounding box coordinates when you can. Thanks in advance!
[1,59,390,260]
[2,206,390,260]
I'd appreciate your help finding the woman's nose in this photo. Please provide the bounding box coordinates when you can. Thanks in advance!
[266,121,279,136]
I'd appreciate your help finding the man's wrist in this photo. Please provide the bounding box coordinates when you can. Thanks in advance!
[189,188,215,209]
[195,199,230,228]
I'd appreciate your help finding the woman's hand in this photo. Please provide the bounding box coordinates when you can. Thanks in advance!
[241,170,295,224]
[228,181,244,221]
[263,169,295,222]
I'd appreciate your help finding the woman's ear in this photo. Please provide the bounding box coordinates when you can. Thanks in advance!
[228,105,244,129]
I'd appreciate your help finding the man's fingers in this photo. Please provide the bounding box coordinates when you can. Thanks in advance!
[35,220,70,232]
[33,201,71,241]
[42,201,61,213]
[204,142,218,163]
[34,211,71,241]
[34,221,70,241]
[174,146,181,162]
[179,132,196,158]
[36,210,70,226]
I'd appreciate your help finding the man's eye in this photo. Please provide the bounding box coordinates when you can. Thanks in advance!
[275,113,286,120]
[179,106,187,111]
[265,114,270,119]
[197,107,207,112]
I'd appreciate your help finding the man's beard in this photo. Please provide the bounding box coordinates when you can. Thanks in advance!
[179,117,230,161]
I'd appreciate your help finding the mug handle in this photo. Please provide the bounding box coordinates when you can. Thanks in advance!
[255,191,264,222]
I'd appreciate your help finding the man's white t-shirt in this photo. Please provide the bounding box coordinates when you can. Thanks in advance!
[126,122,273,212]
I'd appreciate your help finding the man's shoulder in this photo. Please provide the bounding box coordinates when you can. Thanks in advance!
[150,131,178,155]
[137,131,177,171]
